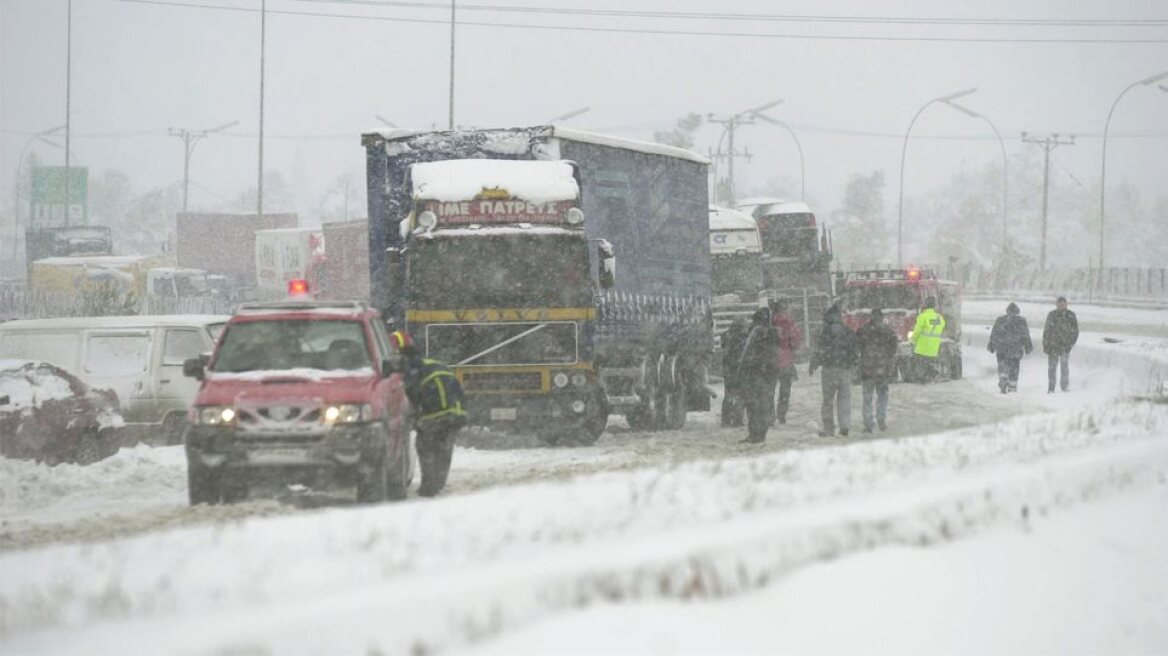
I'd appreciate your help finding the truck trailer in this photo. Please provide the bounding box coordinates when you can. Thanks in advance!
[362,126,712,445]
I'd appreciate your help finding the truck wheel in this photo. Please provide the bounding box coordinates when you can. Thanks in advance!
[386,439,409,501]
[536,432,562,446]
[357,455,389,503]
[220,481,249,504]
[626,382,658,431]
[187,464,220,505]
[72,429,105,465]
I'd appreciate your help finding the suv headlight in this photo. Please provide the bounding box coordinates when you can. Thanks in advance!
[194,406,236,426]
[323,403,371,425]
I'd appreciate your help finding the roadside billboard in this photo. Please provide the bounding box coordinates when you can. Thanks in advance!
[30,166,88,227]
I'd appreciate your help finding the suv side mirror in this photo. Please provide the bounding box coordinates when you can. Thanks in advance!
[183,354,210,380]
[0,394,9,407]
[597,240,616,289]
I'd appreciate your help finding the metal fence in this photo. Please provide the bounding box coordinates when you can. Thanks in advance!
[1,289,233,320]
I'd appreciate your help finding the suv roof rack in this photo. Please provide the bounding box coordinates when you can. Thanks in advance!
[234,300,370,313]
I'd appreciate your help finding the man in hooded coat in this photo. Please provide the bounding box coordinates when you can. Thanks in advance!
[809,303,858,437]
[729,307,781,443]
[988,302,1033,393]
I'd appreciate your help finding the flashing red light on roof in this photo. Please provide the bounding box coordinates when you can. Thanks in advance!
[287,278,310,296]
[906,268,921,281]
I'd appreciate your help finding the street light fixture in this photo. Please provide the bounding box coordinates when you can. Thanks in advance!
[12,125,66,256]
[752,112,805,201]
[897,87,977,265]
[944,100,1009,251]
[1099,70,1168,268]
[709,99,782,205]
[168,120,239,212]
[549,107,591,123]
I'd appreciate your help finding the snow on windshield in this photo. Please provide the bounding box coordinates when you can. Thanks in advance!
[411,159,578,204]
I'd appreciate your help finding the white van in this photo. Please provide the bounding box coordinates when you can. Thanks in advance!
[0,315,228,443]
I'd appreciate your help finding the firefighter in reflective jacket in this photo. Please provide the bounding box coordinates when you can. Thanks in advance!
[391,330,467,497]
[909,297,946,382]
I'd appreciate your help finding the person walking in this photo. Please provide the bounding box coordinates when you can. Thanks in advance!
[987,302,1033,393]
[770,300,803,425]
[729,307,781,444]
[1042,296,1079,393]
[391,330,467,497]
[720,318,750,427]
[856,308,898,433]
[809,304,858,437]
[909,297,946,382]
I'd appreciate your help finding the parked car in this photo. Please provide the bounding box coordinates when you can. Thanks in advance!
[0,315,229,444]
[182,297,412,505]
[0,359,122,465]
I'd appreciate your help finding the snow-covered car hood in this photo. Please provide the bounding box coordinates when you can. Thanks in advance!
[197,369,381,406]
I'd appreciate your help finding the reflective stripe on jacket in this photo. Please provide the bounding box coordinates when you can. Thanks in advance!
[910,308,946,357]
[405,357,467,427]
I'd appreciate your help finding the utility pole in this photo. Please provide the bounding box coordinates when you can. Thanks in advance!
[448,0,456,130]
[168,121,238,212]
[706,114,754,205]
[1021,132,1075,271]
[257,0,266,220]
[64,0,73,225]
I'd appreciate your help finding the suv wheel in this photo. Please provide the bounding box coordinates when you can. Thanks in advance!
[357,454,389,503]
[188,464,220,505]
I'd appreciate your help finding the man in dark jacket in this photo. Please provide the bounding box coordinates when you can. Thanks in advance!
[987,302,1033,393]
[1042,296,1079,393]
[770,300,803,425]
[720,318,751,427]
[730,307,781,443]
[392,331,467,497]
[809,303,858,437]
[856,308,898,433]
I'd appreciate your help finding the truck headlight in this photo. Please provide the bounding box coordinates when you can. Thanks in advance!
[570,399,586,414]
[565,207,584,225]
[323,404,371,425]
[553,372,570,388]
[571,372,587,387]
[194,406,236,426]
[417,210,438,230]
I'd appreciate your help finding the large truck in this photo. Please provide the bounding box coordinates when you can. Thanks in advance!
[254,227,325,294]
[314,220,371,301]
[362,126,712,445]
[25,226,113,274]
[175,212,297,289]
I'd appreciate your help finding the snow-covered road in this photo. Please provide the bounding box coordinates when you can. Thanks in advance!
[0,304,1165,654]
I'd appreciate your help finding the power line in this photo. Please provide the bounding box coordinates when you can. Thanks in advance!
[297,0,1168,28]
[111,0,1168,44]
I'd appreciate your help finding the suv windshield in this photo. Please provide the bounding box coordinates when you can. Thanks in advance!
[408,233,590,309]
[211,320,371,372]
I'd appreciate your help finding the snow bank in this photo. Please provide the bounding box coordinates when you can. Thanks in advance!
[1,400,1165,654]
[412,159,578,204]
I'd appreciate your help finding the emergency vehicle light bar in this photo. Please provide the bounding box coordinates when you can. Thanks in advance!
[846,268,936,281]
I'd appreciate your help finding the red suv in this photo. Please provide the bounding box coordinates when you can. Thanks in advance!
[182,300,412,505]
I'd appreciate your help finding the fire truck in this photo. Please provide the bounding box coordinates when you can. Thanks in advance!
[837,268,963,382]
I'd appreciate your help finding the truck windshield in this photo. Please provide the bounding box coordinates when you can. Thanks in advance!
[756,213,818,258]
[711,253,763,297]
[211,320,371,372]
[408,233,590,309]
[841,286,920,312]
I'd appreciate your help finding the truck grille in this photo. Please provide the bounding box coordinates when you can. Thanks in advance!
[461,371,543,393]
[426,321,577,366]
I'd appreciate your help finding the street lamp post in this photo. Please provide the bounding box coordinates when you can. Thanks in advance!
[944,100,1008,249]
[751,113,805,201]
[897,88,977,265]
[11,126,66,256]
[549,107,591,123]
[168,121,238,212]
[1098,70,1168,269]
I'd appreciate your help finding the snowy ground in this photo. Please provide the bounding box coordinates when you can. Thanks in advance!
[0,303,1165,654]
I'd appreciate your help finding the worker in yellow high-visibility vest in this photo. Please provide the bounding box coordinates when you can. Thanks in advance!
[909,297,946,382]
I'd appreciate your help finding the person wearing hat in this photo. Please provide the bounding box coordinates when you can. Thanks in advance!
[719,317,751,427]
[728,307,781,443]
[987,302,1033,393]
[1042,296,1079,392]
[856,308,899,433]
[809,303,858,437]
[909,296,946,382]
[390,330,467,497]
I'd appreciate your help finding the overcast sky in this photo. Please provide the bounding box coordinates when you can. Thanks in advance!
[2,0,1166,223]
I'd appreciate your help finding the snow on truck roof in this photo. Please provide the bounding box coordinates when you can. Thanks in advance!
[412,159,580,204]
[709,206,758,232]
[0,315,229,331]
[363,125,709,165]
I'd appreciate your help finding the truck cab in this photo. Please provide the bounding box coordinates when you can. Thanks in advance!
[838,268,964,381]
[182,294,412,504]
